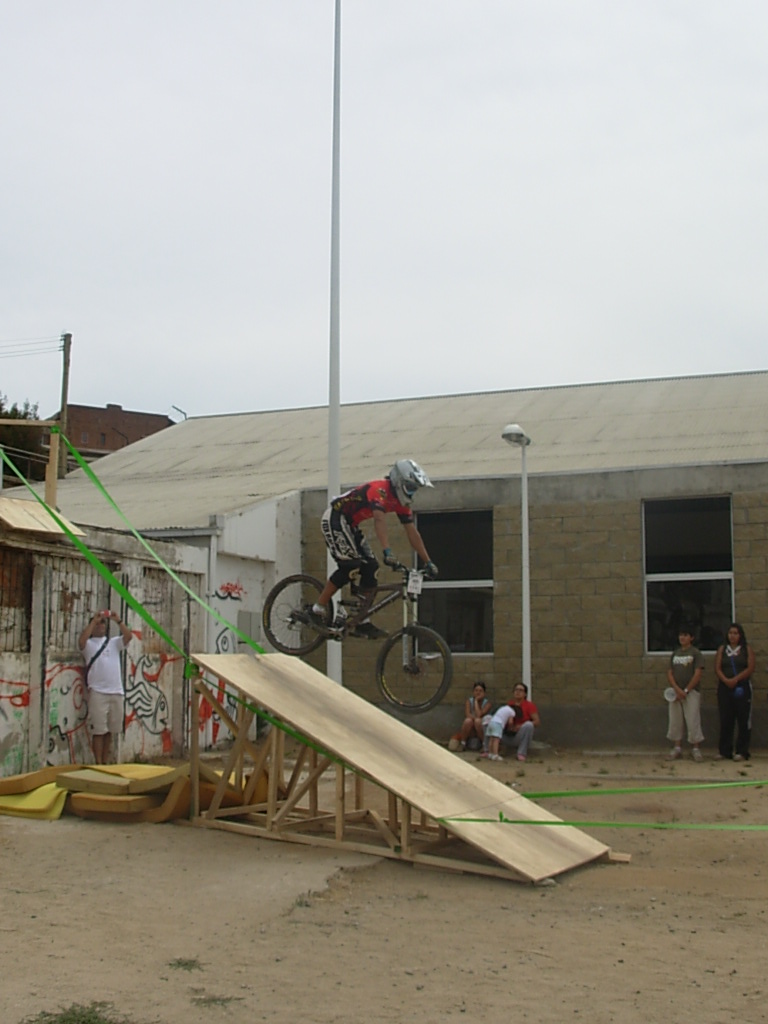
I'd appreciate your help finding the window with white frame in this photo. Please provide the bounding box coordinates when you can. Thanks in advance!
[415,510,493,654]
[644,497,733,653]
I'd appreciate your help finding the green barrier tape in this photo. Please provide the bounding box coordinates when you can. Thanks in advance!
[438,777,768,831]
[1,447,350,772]
[54,429,265,655]
[527,778,768,800]
[441,816,768,831]
[439,814,768,831]
[0,447,183,655]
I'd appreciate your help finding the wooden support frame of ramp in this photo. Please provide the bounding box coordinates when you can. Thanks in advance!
[189,653,627,884]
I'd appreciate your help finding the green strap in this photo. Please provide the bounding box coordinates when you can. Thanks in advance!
[439,777,768,831]
[438,813,768,832]
[1,443,332,762]
[0,446,181,654]
[527,778,767,799]
[54,428,264,655]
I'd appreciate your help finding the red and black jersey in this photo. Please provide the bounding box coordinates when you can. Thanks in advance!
[330,479,413,528]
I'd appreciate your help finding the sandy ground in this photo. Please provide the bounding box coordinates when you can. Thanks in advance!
[2,747,768,1024]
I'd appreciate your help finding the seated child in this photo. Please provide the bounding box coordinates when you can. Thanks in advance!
[449,681,492,751]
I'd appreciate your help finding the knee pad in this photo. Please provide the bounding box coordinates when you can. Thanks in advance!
[359,559,379,591]
[330,565,353,589]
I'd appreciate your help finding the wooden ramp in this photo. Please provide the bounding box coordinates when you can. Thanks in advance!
[190,652,618,884]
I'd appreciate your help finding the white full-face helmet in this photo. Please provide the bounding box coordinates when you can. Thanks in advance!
[389,459,433,506]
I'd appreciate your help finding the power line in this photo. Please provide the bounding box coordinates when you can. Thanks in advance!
[0,335,61,345]
[0,443,49,467]
[0,336,62,359]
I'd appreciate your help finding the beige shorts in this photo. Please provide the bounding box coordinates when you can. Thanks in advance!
[88,692,124,735]
[666,688,704,745]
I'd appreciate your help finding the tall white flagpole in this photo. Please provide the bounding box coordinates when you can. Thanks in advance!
[326,0,343,684]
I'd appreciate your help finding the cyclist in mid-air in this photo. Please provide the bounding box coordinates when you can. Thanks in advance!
[309,459,439,639]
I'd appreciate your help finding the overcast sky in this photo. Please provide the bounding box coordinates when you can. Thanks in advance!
[1,1,767,421]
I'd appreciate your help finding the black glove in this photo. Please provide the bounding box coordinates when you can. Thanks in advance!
[424,561,438,579]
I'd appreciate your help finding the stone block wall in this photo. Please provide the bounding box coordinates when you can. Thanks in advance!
[299,480,768,749]
[494,498,646,709]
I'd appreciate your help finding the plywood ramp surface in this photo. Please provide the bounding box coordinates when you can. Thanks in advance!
[192,652,610,883]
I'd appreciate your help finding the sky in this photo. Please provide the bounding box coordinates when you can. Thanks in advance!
[1,1,767,422]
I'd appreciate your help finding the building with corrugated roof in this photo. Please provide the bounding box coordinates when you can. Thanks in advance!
[8,369,768,751]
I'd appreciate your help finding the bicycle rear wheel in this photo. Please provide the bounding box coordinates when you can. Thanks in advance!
[375,624,453,713]
[262,574,331,656]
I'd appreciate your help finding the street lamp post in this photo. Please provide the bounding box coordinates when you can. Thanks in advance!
[502,424,532,696]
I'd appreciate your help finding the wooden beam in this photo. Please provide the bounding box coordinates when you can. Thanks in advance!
[45,431,59,508]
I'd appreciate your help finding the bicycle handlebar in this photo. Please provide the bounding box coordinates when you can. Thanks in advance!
[388,562,437,581]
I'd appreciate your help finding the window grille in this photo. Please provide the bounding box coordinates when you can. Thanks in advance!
[643,497,733,652]
[0,546,33,652]
[416,510,494,654]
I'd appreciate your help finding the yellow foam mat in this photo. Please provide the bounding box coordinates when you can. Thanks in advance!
[69,777,192,823]
[56,763,190,795]
[91,763,190,785]
[0,765,81,796]
[0,763,267,824]
[56,769,133,796]
[0,782,69,820]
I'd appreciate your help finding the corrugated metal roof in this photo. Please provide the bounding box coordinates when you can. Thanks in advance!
[40,370,768,531]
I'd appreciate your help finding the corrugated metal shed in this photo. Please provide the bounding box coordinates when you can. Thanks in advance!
[37,370,768,531]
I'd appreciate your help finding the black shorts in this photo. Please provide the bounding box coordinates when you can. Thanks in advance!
[320,507,378,589]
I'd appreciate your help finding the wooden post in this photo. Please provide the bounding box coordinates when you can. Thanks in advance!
[45,431,59,507]
[309,748,318,817]
[335,762,345,842]
[58,333,72,478]
[267,727,279,825]
[401,801,412,857]
[190,675,200,819]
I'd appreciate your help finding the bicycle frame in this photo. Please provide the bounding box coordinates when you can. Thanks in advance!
[338,568,422,636]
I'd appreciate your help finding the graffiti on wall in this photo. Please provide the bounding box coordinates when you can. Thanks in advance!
[46,664,90,765]
[35,652,181,767]
[0,677,28,711]
[214,581,246,601]
[214,627,243,726]
[0,676,29,775]
[124,653,176,756]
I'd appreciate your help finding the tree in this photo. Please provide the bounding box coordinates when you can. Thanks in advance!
[0,394,47,484]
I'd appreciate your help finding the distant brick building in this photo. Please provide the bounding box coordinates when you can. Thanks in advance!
[45,404,174,461]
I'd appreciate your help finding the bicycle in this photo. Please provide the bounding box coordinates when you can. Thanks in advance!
[261,564,453,713]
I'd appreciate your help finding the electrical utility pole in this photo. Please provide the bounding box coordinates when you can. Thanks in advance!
[58,333,72,478]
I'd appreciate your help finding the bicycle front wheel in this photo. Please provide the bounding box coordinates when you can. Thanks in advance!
[375,624,453,713]
[262,574,331,656]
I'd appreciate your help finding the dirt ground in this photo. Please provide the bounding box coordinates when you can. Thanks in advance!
[3,747,768,1024]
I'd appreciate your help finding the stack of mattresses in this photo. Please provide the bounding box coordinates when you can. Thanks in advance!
[0,762,268,823]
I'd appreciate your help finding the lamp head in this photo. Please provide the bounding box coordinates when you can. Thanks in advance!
[502,423,531,447]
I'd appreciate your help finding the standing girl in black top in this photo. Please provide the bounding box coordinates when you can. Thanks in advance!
[715,622,756,761]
